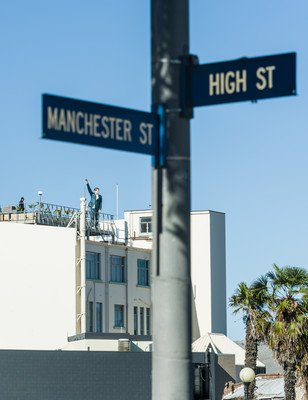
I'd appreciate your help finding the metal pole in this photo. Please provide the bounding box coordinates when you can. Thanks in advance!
[80,197,87,333]
[244,382,249,400]
[38,191,43,224]
[116,184,119,221]
[151,1,192,399]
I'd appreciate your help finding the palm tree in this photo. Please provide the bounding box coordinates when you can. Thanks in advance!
[257,264,308,400]
[294,291,308,399]
[297,350,308,399]
[295,330,308,400]
[229,278,268,399]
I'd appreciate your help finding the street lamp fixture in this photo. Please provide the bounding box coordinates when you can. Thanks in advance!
[38,191,43,218]
[38,191,43,203]
[239,367,255,400]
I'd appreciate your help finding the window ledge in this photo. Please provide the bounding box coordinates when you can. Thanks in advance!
[113,326,126,330]
[86,278,103,283]
[110,281,127,285]
[136,284,150,288]
[135,234,152,239]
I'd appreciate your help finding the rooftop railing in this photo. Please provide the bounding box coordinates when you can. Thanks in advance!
[0,202,116,238]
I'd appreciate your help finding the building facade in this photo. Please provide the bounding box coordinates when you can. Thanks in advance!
[0,202,226,350]
[79,240,151,337]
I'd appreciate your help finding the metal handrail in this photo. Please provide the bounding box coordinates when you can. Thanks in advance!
[85,210,115,234]
[0,202,115,233]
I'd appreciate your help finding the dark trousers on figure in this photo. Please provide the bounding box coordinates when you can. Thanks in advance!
[90,210,99,229]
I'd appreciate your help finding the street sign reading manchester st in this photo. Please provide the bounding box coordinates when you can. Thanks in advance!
[189,52,296,107]
[42,94,159,155]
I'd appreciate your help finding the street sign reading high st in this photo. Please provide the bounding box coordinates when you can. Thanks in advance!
[189,52,296,107]
[42,94,159,156]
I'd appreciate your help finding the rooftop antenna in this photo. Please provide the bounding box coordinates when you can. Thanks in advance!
[116,184,119,220]
[38,190,43,223]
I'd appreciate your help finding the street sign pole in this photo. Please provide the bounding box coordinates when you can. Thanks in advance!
[151,1,192,399]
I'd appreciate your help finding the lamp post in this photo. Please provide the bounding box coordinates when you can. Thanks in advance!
[240,367,255,400]
[38,191,43,223]
[38,191,43,206]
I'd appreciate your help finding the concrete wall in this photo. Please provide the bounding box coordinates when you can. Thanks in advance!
[191,212,212,338]
[191,211,226,336]
[209,212,227,334]
[0,223,76,350]
[0,349,217,400]
[0,350,152,400]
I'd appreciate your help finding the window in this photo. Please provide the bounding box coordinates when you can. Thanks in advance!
[96,303,103,333]
[114,305,124,328]
[140,307,144,335]
[86,252,100,280]
[140,217,152,234]
[134,307,138,335]
[146,308,151,335]
[110,256,126,283]
[88,301,94,332]
[137,259,150,286]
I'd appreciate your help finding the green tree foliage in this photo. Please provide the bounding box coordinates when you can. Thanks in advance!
[231,264,308,400]
[256,264,308,400]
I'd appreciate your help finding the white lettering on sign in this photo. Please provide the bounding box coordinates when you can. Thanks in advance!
[47,107,155,147]
[76,111,83,134]
[139,123,153,146]
[225,71,235,94]
[67,110,76,132]
[48,107,58,130]
[94,114,100,137]
[209,70,247,96]
[256,65,276,90]
[84,113,93,135]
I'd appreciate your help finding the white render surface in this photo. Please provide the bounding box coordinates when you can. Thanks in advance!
[122,209,227,338]
[0,223,76,350]
[191,211,226,337]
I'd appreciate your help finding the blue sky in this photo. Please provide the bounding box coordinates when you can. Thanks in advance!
[1,0,307,340]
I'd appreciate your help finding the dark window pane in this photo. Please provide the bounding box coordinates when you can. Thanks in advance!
[137,259,150,286]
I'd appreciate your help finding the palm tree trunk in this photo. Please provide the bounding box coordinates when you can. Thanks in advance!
[284,365,296,400]
[295,374,308,400]
[245,317,258,399]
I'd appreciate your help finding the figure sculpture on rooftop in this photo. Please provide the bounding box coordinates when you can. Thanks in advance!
[18,197,25,212]
[85,178,102,229]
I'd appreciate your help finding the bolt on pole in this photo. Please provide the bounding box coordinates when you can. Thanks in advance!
[151,1,192,399]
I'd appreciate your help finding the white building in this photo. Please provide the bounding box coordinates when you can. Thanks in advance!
[121,209,227,340]
[0,202,226,350]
